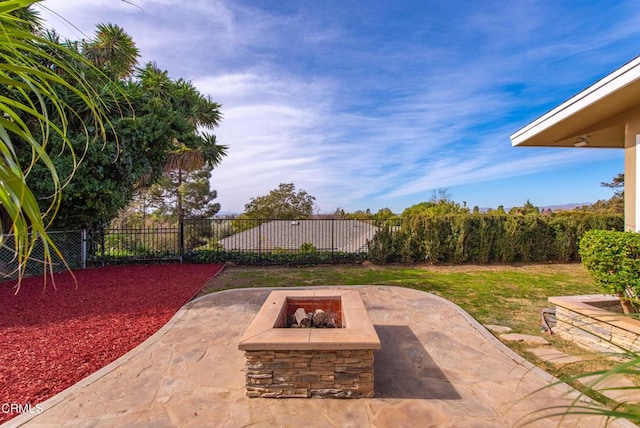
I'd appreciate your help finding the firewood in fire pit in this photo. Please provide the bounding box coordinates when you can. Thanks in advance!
[287,314,297,327]
[295,308,310,327]
[313,309,328,326]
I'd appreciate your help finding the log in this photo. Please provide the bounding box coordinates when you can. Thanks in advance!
[287,314,297,328]
[295,308,310,327]
[313,309,328,326]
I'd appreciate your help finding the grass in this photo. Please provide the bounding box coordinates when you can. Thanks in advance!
[201,263,597,335]
[201,262,640,418]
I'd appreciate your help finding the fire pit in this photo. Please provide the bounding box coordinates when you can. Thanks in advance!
[275,295,343,328]
[238,289,380,398]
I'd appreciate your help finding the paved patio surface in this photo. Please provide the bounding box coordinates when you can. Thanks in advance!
[6,286,637,427]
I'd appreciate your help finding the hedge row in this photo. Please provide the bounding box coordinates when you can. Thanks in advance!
[184,250,367,266]
[367,213,624,264]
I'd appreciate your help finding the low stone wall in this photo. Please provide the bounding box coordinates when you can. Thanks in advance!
[551,295,640,355]
[244,349,374,398]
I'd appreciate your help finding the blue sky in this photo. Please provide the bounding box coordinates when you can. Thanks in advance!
[39,0,640,213]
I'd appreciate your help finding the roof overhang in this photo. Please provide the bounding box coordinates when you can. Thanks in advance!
[510,55,640,149]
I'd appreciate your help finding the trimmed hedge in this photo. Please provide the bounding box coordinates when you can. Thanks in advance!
[184,250,367,266]
[367,213,623,264]
[579,229,640,298]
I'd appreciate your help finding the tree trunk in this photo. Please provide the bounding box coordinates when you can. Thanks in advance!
[177,169,184,261]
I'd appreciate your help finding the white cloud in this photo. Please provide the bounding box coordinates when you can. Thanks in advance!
[195,71,337,211]
[36,1,639,213]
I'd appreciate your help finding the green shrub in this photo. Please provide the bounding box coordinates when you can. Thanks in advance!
[184,250,367,266]
[366,224,399,264]
[367,213,623,265]
[299,242,317,254]
[579,230,640,308]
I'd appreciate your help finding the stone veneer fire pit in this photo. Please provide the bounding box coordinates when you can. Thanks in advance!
[550,294,640,354]
[238,289,381,398]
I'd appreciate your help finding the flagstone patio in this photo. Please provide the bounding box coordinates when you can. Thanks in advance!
[6,286,637,427]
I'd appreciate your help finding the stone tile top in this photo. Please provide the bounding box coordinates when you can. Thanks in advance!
[238,289,381,351]
[484,324,512,333]
[549,294,640,335]
[528,347,583,365]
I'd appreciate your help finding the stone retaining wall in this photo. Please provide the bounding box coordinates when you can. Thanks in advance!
[551,295,640,355]
[244,349,374,398]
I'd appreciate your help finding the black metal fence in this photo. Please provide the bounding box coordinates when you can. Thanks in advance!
[88,218,381,266]
[87,225,181,265]
[2,213,624,275]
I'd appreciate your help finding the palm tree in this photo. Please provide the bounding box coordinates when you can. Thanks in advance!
[83,23,139,80]
[0,0,114,286]
[173,78,222,128]
[133,62,227,256]
[164,135,227,258]
[138,62,172,100]
[164,134,227,172]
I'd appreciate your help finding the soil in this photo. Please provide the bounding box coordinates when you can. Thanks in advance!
[0,263,223,423]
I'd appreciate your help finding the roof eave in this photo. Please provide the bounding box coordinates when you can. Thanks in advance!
[510,55,640,148]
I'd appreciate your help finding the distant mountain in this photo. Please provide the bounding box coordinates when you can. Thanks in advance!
[215,211,241,217]
[478,202,592,213]
[538,202,591,212]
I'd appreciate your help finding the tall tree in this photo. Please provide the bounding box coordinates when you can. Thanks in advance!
[160,76,227,232]
[400,189,469,217]
[20,56,226,230]
[147,167,221,220]
[600,173,624,214]
[486,205,506,215]
[82,23,139,80]
[17,22,143,230]
[577,173,624,214]
[0,0,114,282]
[401,199,469,217]
[243,183,315,219]
[509,200,540,215]
[374,207,397,220]
[601,173,624,197]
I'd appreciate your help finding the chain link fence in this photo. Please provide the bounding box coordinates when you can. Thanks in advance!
[0,230,85,280]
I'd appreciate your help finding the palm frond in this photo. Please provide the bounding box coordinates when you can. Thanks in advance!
[0,0,116,286]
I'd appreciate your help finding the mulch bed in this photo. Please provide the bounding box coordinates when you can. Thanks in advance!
[0,263,223,423]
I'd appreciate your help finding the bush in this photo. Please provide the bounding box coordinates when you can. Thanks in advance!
[579,230,640,309]
[299,242,317,254]
[184,250,367,266]
[366,213,623,265]
[366,224,399,264]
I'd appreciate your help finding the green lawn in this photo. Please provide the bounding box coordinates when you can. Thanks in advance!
[202,263,599,336]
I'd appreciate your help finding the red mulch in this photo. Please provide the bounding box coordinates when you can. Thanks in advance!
[0,263,223,423]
